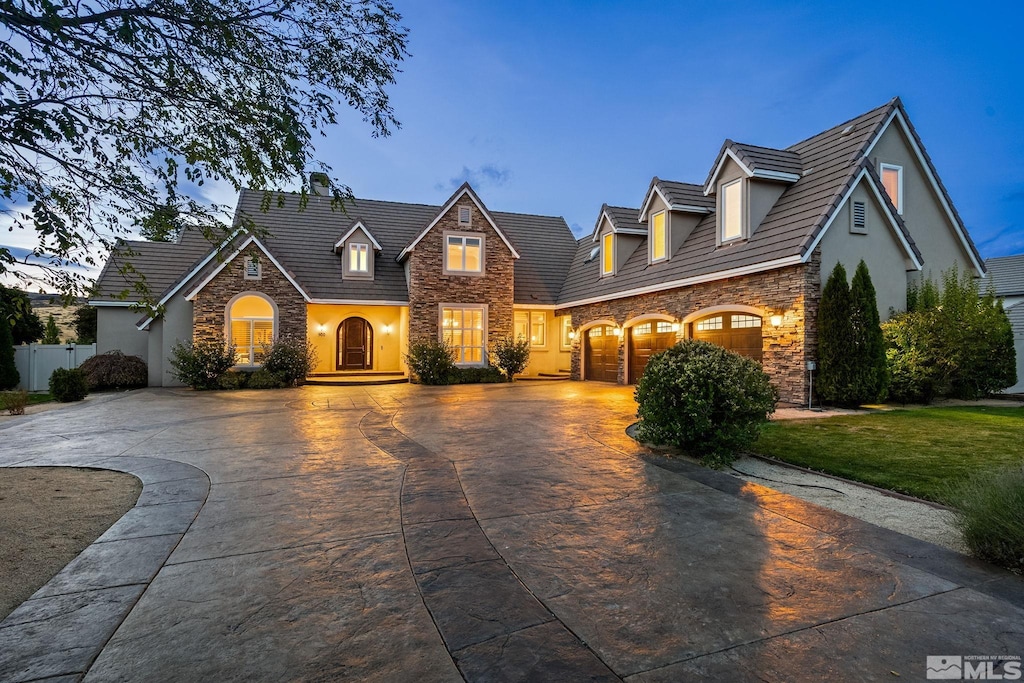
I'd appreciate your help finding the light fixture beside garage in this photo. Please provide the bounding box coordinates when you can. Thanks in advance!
[769,312,784,327]
[671,322,681,332]
[612,326,623,337]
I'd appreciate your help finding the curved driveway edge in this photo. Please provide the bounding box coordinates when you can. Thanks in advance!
[0,457,210,682]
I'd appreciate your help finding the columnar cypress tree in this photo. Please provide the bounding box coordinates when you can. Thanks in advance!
[0,320,20,390]
[850,260,888,403]
[817,263,856,406]
[42,314,61,344]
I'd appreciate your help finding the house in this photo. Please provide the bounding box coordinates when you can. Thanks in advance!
[984,255,1024,393]
[90,98,985,403]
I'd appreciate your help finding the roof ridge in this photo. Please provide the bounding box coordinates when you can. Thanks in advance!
[785,98,897,151]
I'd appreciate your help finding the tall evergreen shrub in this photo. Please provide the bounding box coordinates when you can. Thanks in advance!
[0,320,19,390]
[817,263,857,406]
[42,314,61,344]
[849,261,888,403]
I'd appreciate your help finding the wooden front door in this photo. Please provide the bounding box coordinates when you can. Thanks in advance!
[584,325,619,382]
[628,321,677,384]
[338,317,373,370]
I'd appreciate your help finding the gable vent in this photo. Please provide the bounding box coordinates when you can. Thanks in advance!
[458,206,471,225]
[851,200,867,234]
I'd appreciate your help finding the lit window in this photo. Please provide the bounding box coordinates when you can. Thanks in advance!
[633,322,652,335]
[530,312,546,347]
[696,316,723,331]
[721,179,743,241]
[442,306,485,365]
[514,311,529,341]
[446,234,483,273]
[588,326,603,337]
[560,316,573,348]
[731,315,762,329]
[458,206,471,226]
[244,256,261,280]
[656,321,674,333]
[651,211,667,261]
[348,243,369,273]
[602,233,614,275]
[880,163,903,213]
[228,294,274,365]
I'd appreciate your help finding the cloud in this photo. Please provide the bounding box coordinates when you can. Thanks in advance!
[435,164,512,193]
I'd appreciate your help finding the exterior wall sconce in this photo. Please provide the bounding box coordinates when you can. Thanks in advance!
[568,330,576,340]
[769,313,784,327]
[671,322,681,332]
[316,324,327,337]
[382,324,393,335]
[612,326,623,337]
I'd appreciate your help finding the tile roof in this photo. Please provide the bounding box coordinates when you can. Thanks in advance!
[90,230,221,301]
[655,180,714,212]
[729,141,804,176]
[985,255,1024,297]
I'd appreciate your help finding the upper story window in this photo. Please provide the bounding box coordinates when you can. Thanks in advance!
[348,243,369,273]
[879,163,903,214]
[721,179,743,242]
[651,211,667,262]
[601,232,614,275]
[244,256,262,280]
[458,206,471,226]
[445,233,483,274]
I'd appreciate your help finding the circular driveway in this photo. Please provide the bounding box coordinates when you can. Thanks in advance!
[1,382,1022,682]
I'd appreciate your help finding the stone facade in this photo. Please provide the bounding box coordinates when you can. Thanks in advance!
[557,253,822,404]
[407,200,515,351]
[192,248,307,347]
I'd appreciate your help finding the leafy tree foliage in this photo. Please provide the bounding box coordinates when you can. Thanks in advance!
[42,314,60,344]
[817,263,858,406]
[73,305,97,344]
[138,203,184,243]
[1,0,409,296]
[884,266,1016,402]
[0,285,44,344]
[849,261,888,403]
[0,317,19,389]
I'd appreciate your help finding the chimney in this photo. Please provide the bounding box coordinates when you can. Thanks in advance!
[309,172,330,196]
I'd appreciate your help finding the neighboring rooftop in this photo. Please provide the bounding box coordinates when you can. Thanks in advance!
[986,255,1024,297]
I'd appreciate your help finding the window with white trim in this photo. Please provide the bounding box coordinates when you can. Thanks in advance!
[228,294,275,365]
[651,211,667,261]
[880,163,903,214]
[656,321,674,334]
[530,312,546,346]
[442,306,485,365]
[731,315,762,329]
[244,256,262,280]
[445,234,483,273]
[458,206,471,226]
[601,232,614,275]
[560,316,573,349]
[514,311,528,341]
[348,243,369,273]
[721,179,743,242]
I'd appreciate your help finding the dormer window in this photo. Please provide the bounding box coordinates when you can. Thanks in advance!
[244,256,262,280]
[601,232,614,275]
[880,163,903,214]
[651,211,667,262]
[720,179,744,242]
[445,233,483,274]
[458,206,471,226]
[348,243,369,273]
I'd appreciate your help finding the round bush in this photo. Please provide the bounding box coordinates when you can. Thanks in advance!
[169,338,236,390]
[262,334,317,386]
[634,340,777,468]
[79,350,148,390]
[405,339,456,385]
[947,466,1024,572]
[49,367,89,402]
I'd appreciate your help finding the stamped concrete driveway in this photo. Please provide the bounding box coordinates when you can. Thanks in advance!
[1,382,1023,682]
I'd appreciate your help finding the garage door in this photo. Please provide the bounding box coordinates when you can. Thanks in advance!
[584,325,619,382]
[628,321,677,383]
[691,313,763,361]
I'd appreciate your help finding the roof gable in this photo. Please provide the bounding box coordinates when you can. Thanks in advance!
[590,204,645,242]
[397,183,521,261]
[334,220,383,252]
[704,140,803,194]
[639,178,714,221]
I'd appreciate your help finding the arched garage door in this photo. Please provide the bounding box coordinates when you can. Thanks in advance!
[691,312,763,362]
[584,325,619,382]
[628,321,676,383]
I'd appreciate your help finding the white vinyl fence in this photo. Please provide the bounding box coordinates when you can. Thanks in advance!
[13,343,97,392]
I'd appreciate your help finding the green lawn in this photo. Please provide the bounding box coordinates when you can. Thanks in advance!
[27,393,53,405]
[752,406,1024,504]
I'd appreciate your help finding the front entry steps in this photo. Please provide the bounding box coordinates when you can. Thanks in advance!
[518,369,571,381]
[305,371,409,386]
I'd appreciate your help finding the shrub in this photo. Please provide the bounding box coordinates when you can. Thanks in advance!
[0,318,18,390]
[849,260,888,403]
[247,368,286,389]
[79,350,148,390]
[947,466,1024,572]
[218,370,250,390]
[262,334,317,386]
[449,366,506,384]
[1,390,29,415]
[42,314,61,344]
[817,263,857,406]
[883,312,940,404]
[635,340,777,468]
[73,306,97,344]
[169,337,236,390]
[491,335,530,381]
[49,367,89,402]
[405,339,455,385]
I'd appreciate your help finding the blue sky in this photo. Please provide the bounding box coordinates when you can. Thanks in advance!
[315,0,1024,258]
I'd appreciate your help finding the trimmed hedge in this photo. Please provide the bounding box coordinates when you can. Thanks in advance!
[49,367,89,402]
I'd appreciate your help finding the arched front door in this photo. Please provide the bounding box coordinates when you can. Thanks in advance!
[338,317,373,370]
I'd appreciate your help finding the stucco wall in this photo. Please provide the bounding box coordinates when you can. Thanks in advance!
[306,303,407,373]
[97,308,148,359]
[818,179,912,318]
[515,308,571,376]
